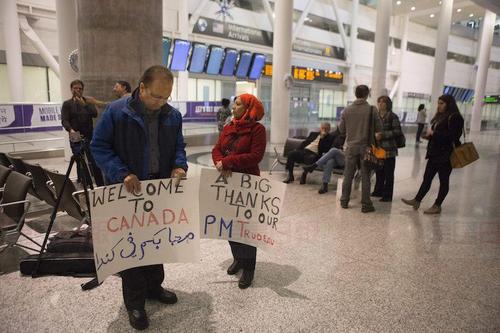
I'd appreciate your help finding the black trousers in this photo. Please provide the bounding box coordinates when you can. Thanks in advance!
[373,157,396,200]
[416,123,425,142]
[415,158,453,206]
[286,149,318,171]
[70,140,104,187]
[229,241,256,271]
[121,264,164,311]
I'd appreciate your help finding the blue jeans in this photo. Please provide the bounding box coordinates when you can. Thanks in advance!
[316,148,345,183]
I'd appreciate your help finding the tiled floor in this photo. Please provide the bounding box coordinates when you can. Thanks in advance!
[0,130,499,332]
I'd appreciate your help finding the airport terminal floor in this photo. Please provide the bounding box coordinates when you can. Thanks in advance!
[1,130,500,332]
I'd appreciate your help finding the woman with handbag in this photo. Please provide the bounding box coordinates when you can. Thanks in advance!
[402,94,464,214]
[212,93,266,289]
[372,96,402,202]
[415,104,427,143]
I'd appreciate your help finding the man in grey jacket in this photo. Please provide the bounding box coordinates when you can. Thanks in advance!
[338,85,382,213]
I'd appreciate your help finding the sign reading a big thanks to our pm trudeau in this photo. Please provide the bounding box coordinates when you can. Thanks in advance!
[90,178,200,283]
[199,169,286,250]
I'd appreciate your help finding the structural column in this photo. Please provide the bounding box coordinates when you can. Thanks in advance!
[270,0,293,144]
[177,0,189,102]
[1,0,24,101]
[76,0,162,102]
[470,10,496,132]
[430,0,454,117]
[370,0,392,100]
[396,14,409,112]
[347,0,359,103]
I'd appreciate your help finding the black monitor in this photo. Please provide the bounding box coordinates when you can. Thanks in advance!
[235,51,252,79]
[220,48,238,76]
[248,53,266,80]
[206,45,224,75]
[188,43,208,73]
[170,39,191,71]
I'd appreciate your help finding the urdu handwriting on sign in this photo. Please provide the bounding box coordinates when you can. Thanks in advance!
[96,227,195,271]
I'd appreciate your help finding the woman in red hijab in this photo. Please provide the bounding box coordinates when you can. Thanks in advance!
[212,93,266,289]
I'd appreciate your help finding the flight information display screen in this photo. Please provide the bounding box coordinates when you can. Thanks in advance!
[170,39,191,71]
[162,37,171,67]
[235,51,252,79]
[188,43,208,73]
[248,53,266,80]
[220,48,238,76]
[206,46,224,75]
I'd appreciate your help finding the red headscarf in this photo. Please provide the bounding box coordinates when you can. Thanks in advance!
[232,93,264,126]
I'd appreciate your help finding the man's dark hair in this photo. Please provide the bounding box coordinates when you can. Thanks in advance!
[116,80,131,93]
[418,104,425,111]
[221,98,230,107]
[70,79,84,89]
[139,66,174,87]
[355,85,370,99]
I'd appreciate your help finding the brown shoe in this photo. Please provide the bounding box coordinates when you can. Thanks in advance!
[424,205,441,214]
[401,198,420,210]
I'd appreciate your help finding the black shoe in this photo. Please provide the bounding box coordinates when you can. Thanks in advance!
[371,191,383,197]
[379,197,392,202]
[361,205,375,213]
[303,163,317,173]
[127,309,149,330]
[283,175,294,184]
[340,201,348,209]
[238,270,254,289]
[299,171,307,184]
[227,260,241,275]
[318,183,328,194]
[147,288,178,304]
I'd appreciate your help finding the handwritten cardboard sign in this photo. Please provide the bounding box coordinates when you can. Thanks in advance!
[199,169,286,251]
[90,178,199,283]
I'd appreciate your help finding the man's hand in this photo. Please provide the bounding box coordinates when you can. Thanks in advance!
[375,132,383,141]
[124,174,141,194]
[215,160,224,171]
[171,168,186,187]
[73,96,86,105]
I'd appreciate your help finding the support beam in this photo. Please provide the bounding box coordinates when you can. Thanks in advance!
[389,77,399,100]
[430,0,454,118]
[188,0,210,32]
[470,10,496,132]
[292,0,314,43]
[396,14,409,112]
[328,0,350,60]
[262,0,274,31]
[271,0,293,144]
[1,0,24,102]
[19,16,60,77]
[347,0,359,103]
[371,0,392,100]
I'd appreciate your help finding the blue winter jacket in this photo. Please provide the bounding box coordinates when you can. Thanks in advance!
[91,91,187,185]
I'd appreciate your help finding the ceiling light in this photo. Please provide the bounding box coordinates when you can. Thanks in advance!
[457,8,462,13]
[439,1,442,4]
[411,6,416,11]
[469,13,474,17]
[430,14,435,18]
[396,0,402,5]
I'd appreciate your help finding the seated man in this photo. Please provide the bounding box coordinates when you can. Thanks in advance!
[283,122,333,184]
[302,127,346,193]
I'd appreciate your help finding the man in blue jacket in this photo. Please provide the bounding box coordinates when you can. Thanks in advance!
[91,65,187,330]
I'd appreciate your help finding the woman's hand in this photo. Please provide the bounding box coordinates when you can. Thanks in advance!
[215,161,232,178]
[426,128,434,137]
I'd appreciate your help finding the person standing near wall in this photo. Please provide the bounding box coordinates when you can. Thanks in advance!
[216,98,232,132]
[61,79,104,186]
[415,104,427,143]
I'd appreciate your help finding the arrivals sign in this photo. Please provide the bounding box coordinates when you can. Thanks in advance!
[263,64,344,84]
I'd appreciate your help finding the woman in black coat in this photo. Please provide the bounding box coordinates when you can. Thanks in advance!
[402,94,464,214]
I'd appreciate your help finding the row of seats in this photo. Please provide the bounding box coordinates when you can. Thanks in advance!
[0,152,89,253]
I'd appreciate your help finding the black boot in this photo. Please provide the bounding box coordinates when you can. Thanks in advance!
[303,163,317,173]
[318,183,328,194]
[283,170,294,183]
[227,260,241,275]
[238,269,254,289]
[299,171,308,184]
